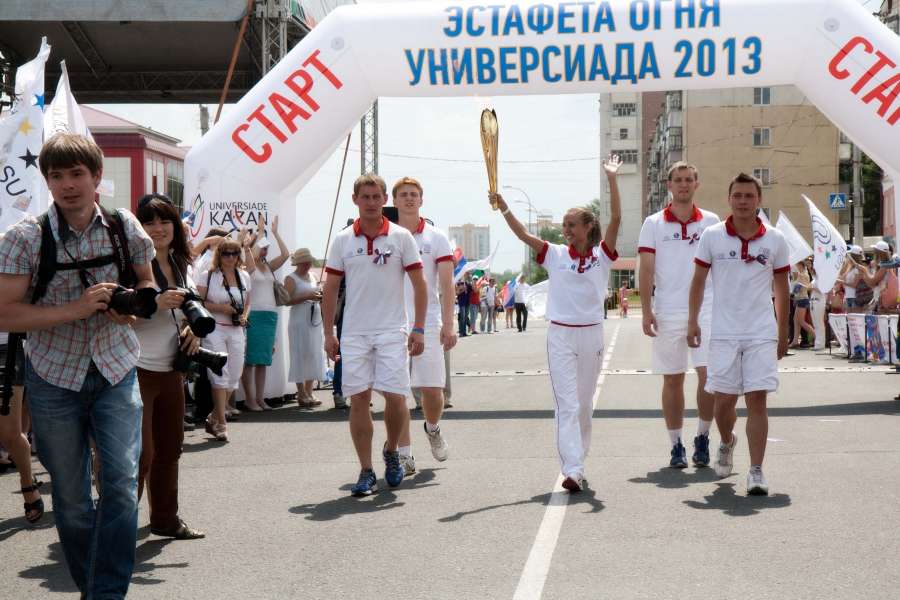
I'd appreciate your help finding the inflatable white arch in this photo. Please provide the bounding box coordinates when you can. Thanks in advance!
[184,0,900,397]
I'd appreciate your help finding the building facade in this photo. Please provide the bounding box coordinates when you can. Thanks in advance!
[449,223,490,260]
[647,86,841,244]
[83,106,186,213]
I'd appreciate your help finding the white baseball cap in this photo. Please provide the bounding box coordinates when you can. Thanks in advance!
[849,245,864,256]
[869,240,890,253]
[255,237,271,250]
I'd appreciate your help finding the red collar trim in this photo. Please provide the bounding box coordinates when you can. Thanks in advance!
[352,216,390,240]
[568,244,594,259]
[724,216,766,241]
[415,217,426,234]
[662,203,703,225]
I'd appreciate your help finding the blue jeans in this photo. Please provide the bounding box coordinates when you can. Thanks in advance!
[26,359,142,600]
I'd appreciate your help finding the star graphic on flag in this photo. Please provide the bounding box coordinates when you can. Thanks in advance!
[18,119,34,135]
[34,93,45,109]
[19,148,38,168]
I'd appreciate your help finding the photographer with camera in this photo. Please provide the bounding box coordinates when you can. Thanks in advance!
[197,238,252,442]
[0,133,155,599]
[132,194,206,540]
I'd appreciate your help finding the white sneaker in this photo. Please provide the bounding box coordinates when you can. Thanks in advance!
[747,466,769,495]
[400,454,416,477]
[424,423,449,461]
[714,433,738,478]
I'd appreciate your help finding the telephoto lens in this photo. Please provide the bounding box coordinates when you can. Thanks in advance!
[173,347,228,376]
[108,286,158,319]
[176,289,215,337]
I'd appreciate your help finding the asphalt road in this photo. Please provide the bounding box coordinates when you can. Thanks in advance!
[2,314,899,599]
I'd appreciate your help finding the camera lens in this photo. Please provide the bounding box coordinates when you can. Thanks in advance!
[108,286,158,319]
[182,299,215,337]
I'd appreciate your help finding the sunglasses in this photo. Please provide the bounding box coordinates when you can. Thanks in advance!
[220,251,240,257]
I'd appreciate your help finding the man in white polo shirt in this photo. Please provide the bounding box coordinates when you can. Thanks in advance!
[322,174,428,497]
[688,172,790,495]
[391,177,457,476]
[638,162,720,469]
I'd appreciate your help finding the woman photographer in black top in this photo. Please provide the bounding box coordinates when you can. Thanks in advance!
[133,194,204,539]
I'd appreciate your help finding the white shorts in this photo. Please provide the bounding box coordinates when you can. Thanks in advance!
[340,331,410,398]
[410,332,445,389]
[705,339,778,396]
[203,324,246,391]
[651,314,710,374]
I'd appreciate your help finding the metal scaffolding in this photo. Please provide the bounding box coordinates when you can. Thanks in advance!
[360,101,378,175]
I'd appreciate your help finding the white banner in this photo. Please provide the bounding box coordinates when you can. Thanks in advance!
[185,0,900,246]
[805,194,847,293]
[0,38,50,233]
[776,211,814,266]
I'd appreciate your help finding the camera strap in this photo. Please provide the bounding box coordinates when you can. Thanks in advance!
[151,255,189,340]
[2,206,134,415]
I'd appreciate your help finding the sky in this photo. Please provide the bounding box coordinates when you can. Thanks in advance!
[92,95,601,273]
[89,0,882,272]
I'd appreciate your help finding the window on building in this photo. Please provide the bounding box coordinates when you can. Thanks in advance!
[753,167,772,186]
[667,127,683,151]
[753,87,772,105]
[618,149,638,164]
[752,127,771,146]
[613,103,636,117]
[166,160,184,210]
[619,128,629,140]
[667,91,682,111]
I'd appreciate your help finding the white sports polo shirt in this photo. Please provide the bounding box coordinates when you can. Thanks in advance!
[536,241,618,325]
[694,217,790,341]
[325,217,423,335]
[638,203,719,315]
[403,218,453,330]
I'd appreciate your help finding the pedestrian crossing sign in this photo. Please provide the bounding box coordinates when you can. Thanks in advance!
[829,193,847,209]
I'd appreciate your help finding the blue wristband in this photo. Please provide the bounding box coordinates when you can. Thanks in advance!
[411,327,425,335]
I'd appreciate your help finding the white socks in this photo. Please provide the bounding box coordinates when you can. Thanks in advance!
[399,445,412,458]
[697,419,712,436]
[667,429,682,446]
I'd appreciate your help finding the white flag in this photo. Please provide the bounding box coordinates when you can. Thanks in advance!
[804,195,847,292]
[0,38,50,233]
[775,211,814,266]
[44,61,92,141]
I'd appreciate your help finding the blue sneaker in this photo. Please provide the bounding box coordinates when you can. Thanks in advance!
[692,433,710,467]
[383,447,404,487]
[350,469,377,496]
[670,441,688,468]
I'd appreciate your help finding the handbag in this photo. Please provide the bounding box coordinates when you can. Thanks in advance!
[263,259,291,306]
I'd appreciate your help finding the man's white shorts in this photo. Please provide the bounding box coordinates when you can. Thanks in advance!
[651,314,711,375]
[410,332,445,389]
[705,339,779,396]
[340,331,410,398]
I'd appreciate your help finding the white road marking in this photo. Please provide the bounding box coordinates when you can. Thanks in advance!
[453,365,892,378]
[512,325,621,600]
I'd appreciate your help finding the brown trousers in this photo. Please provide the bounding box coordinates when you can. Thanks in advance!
[137,368,185,530]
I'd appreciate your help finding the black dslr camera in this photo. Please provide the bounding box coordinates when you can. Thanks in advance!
[165,287,216,337]
[108,286,159,319]
[231,304,245,327]
[172,344,228,376]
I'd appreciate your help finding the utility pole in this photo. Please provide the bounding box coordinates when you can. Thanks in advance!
[851,143,862,244]
[360,101,378,175]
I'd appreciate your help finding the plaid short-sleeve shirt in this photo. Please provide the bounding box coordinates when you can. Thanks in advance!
[0,204,155,390]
